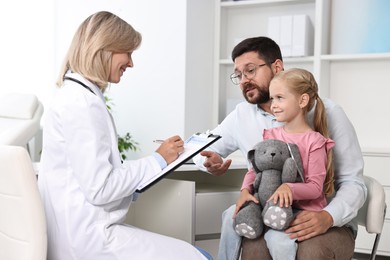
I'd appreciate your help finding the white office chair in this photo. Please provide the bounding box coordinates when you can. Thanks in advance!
[0,93,44,153]
[0,145,47,260]
[355,175,387,260]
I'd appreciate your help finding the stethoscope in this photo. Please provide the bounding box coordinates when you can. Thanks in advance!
[63,76,95,95]
[63,76,123,163]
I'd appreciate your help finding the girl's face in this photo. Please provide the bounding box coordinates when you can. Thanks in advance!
[269,79,303,123]
[109,52,133,83]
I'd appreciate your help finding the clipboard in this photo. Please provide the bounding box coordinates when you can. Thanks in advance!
[136,132,221,193]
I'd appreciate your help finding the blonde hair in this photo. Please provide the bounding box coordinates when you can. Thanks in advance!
[272,68,334,196]
[57,11,142,92]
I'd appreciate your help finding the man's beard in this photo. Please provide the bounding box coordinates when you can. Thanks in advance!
[242,82,270,105]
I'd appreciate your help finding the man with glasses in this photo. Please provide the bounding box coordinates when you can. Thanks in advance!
[193,36,366,260]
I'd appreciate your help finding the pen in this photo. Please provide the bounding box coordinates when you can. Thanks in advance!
[153,139,164,144]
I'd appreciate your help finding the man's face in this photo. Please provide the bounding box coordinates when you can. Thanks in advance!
[233,51,275,105]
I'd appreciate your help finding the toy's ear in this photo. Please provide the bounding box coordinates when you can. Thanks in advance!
[287,143,304,181]
[248,149,260,172]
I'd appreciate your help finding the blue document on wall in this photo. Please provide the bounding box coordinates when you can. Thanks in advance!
[136,133,221,193]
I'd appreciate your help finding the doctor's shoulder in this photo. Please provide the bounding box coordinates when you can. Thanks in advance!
[53,82,102,111]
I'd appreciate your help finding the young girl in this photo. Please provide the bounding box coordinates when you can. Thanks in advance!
[234,68,335,260]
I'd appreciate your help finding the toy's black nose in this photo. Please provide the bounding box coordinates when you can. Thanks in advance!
[271,152,276,157]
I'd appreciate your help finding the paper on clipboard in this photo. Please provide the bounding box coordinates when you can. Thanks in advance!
[136,133,221,193]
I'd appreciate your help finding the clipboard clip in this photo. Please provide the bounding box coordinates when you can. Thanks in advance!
[196,130,214,138]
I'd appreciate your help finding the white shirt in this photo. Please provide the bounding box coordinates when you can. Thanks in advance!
[194,99,366,233]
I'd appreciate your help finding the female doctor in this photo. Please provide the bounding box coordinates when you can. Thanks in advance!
[38,11,209,260]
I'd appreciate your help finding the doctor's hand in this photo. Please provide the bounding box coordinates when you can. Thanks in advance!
[156,135,184,164]
[200,150,231,176]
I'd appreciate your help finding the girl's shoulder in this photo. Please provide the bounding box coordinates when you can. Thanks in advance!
[305,131,335,151]
[263,126,283,139]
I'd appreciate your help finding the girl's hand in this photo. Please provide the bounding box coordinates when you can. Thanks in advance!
[268,183,293,208]
[233,189,259,218]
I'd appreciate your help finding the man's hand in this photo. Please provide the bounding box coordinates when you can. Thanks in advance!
[200,150,232,176]
[285,210,333,241]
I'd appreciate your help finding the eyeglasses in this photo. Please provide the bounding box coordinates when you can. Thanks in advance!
[230,63,268,85]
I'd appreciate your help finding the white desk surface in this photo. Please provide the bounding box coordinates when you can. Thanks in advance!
[32,152,248,174]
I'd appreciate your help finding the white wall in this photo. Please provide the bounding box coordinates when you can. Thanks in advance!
[0,0,55,108]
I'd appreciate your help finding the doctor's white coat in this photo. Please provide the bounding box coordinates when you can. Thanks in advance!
[38,73,206,260]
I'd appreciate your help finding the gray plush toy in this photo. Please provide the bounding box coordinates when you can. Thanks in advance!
[234,139,304,239]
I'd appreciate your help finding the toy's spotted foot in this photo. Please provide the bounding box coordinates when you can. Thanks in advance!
[263,205,288,230]
[235,223,257,239]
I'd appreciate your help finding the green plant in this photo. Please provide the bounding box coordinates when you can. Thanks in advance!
[105,95,139,160]
[118,132,139,160]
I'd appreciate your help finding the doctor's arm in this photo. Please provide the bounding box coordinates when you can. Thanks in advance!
[63,98,169,205]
